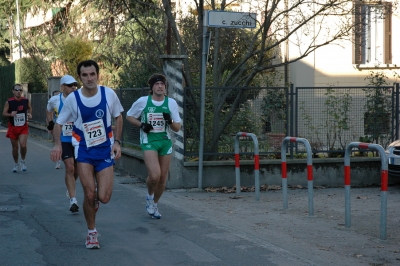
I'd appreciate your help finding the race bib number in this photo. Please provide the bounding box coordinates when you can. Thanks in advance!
[147,113,165,133]
[14,113,25,126]
[82,119,106,147]
[62,122,74,137]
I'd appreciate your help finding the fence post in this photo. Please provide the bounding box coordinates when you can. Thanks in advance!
[234,132,260,201]
[281,137,314,216]
[118,88,124,144]
[289,83,294,159]
[344,142,388,240]
[395,83,400,140]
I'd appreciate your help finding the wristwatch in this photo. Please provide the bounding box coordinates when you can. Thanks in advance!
[114,140,121,145]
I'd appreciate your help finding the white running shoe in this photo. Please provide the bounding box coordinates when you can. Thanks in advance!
[152,205,162,219]
[55,160,61,169]
[146,197,155,216]
[20,161,27,172]
[12,163,19,173]
[85,232,100,249]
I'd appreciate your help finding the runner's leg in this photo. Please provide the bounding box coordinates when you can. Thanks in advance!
[64,158,77,198]
[10,138,19,163]
[144,150,160,197]
[18,134,28,160]
[153,154,171,203]
[96,165,114,204]
[77,162,96,230]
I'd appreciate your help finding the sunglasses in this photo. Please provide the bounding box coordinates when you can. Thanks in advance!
[64,83,78,87]
[14,89,22,92]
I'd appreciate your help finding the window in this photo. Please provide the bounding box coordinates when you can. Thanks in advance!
[353,1,392,65]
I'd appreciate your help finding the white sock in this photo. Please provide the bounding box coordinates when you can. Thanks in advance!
[147,193,154,200]
[88,228,97,234]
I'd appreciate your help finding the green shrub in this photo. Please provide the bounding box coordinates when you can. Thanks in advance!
[15,58,49,93]
[58,38,93,79]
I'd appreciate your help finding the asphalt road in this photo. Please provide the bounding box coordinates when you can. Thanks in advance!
[1,126,400,265]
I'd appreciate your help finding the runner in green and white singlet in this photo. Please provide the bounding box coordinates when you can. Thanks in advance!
[126,73,181,219]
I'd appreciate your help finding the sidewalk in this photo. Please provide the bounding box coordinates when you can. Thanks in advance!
[125,179,400,265]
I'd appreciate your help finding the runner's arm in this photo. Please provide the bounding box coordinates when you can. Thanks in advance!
[169,119,181,132]
[46,110,55,131]
[2,101,9,117]
[126,115,141,127]
[169,100,181,132]
[27,100,32,119]
[113,113,123,142]
[50,123,63,162]
[112,113,123,160]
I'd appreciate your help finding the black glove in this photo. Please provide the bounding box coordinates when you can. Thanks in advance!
[140,123,153,133]
[47,121,55,131]
[163,112,172,125]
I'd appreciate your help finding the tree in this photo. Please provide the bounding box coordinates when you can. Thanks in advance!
[0,0,43,60]
[49,0,364,156]
[1,0,377,156]
[27,0,165,87]
[158,0,358,155]
[57,38,93,79]
[363,71,394,147]
[17,1,90,78]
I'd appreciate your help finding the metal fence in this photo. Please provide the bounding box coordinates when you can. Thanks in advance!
[183,86,289,160]
[295,85,399,157]
[27,84,400,160]
[0,64,16,126]
[29,93,48,125]
[115,88,150,148]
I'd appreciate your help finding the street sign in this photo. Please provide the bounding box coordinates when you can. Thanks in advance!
[206,11,256,28]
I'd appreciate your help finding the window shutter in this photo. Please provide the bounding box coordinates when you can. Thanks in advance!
[353,1,363,64]
[384,2,392,64]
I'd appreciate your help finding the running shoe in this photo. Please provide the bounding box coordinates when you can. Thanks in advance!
[151,205,162,219]
[20,161,26,171]
[69,198,79,213]
[12,163,19,173]
[85,232,100,249]
[55,160,61,169]
[146,197,155,216]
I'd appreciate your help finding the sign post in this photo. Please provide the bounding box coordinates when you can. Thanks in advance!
[198,11,257,189]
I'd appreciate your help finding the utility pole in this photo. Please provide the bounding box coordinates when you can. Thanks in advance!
[9,16,13,61]
[165,0,172,54]
[16,0,22,59]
